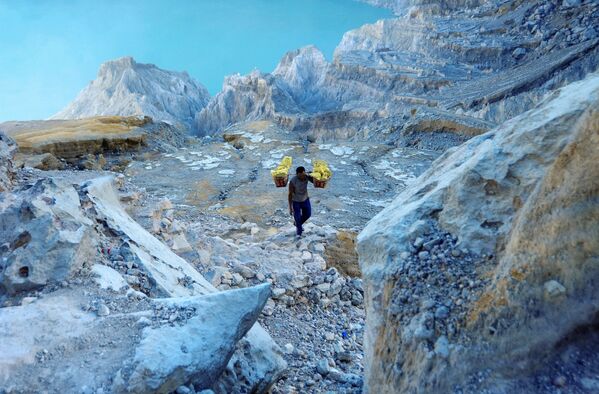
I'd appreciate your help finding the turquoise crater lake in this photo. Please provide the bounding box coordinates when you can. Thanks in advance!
[0,0,390,121]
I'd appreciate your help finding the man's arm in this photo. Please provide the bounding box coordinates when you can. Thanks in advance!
[307,174,314,184]
[288,182,294,215]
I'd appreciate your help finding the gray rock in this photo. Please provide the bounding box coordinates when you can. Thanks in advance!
[0,179,95,294]
[316,359,330,376]
[96,304,110,317]
[544,280,566,298]
[0,133,16,193]
[434,306,449,320]
[512,47,527,59]
[580,377,599,391]
[176,386,192,394]
[344,373,363,387]
[336,351,352,363]
[434,336,450,359]
[121,284,271,392]
[53,57,210,131]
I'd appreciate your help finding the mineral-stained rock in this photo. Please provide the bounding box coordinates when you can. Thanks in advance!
[324,231,361,277]
[0,179,95,294]
[358,72,599,392]
[19,152,66,170]
[52,56,210,130]
[0,116,148,160]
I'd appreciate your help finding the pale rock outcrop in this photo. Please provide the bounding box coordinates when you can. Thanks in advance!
[119,284,271,393]
[53,57,210,130]
[272,45,330,108]
[1,284,271,393]
[80,176,287,392]
[358,72,599,391]
[18,152,66,171]
[0,133,16,193]
[0,116,148,160]
[82,176,213,297]
[0,178,95,294]
[194,45,332,136]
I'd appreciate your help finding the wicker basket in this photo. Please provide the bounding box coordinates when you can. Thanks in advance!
[314,178,329,188]
[273,175,289,187]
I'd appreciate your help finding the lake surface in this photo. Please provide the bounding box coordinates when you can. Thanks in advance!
[0,0,390,121]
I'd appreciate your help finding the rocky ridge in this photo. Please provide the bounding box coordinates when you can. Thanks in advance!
[195,0,599,146]
[52,57,210,131]
[358,70,599,392]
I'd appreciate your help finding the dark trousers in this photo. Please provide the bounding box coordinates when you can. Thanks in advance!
[292,198,311,235]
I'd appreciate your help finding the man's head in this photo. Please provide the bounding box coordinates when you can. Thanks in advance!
[296,166,307,180]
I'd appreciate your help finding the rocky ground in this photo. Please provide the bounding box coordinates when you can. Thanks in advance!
[0,115,444,393]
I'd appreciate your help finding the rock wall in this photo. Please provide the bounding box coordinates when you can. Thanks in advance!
[195,0,599,142]
[53,57,210,131]
[357,72,599,391]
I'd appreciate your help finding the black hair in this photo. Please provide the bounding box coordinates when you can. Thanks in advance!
[296,166,306,174]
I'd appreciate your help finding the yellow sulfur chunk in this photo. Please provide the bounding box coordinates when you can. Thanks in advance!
[271,156,293,178]
[310,160,332,181]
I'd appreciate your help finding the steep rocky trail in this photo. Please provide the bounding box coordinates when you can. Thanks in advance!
[0,118,440,393]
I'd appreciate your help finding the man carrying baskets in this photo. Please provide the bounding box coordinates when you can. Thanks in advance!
[289,166,313,237]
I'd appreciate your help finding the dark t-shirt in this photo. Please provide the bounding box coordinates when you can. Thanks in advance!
[290,175,312,202]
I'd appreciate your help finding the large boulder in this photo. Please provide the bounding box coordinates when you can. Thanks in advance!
[118,284,271,393]
[358,72,599,392]
[0,179,95,294]
[1,284,271,393]
[81,176,287,392]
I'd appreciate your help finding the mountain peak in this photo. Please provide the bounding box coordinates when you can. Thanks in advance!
[52,57,210,130]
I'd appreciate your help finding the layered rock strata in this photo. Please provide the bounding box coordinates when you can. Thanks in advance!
[196,1,599,143]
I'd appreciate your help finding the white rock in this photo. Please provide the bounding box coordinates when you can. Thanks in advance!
[119,284,271,392]
[434,336,450,359]
[284,343,294,354]
[52,57,210,130]
[544,280,566,298]
[91,264,128,291]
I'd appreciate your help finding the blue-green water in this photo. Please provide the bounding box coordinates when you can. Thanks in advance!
[0,0,389,121]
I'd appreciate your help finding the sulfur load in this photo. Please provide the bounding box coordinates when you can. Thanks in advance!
[271,156,292,178]
[311,160,332,181]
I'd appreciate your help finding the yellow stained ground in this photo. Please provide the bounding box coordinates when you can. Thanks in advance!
[6,116,145,148]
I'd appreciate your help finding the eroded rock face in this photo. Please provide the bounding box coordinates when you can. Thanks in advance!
[0,133,16,193]
[194,46,331,136]
[52,57,210,130]
[357,72,599,392]
[196,1,599,142]
[0,179,95,295]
